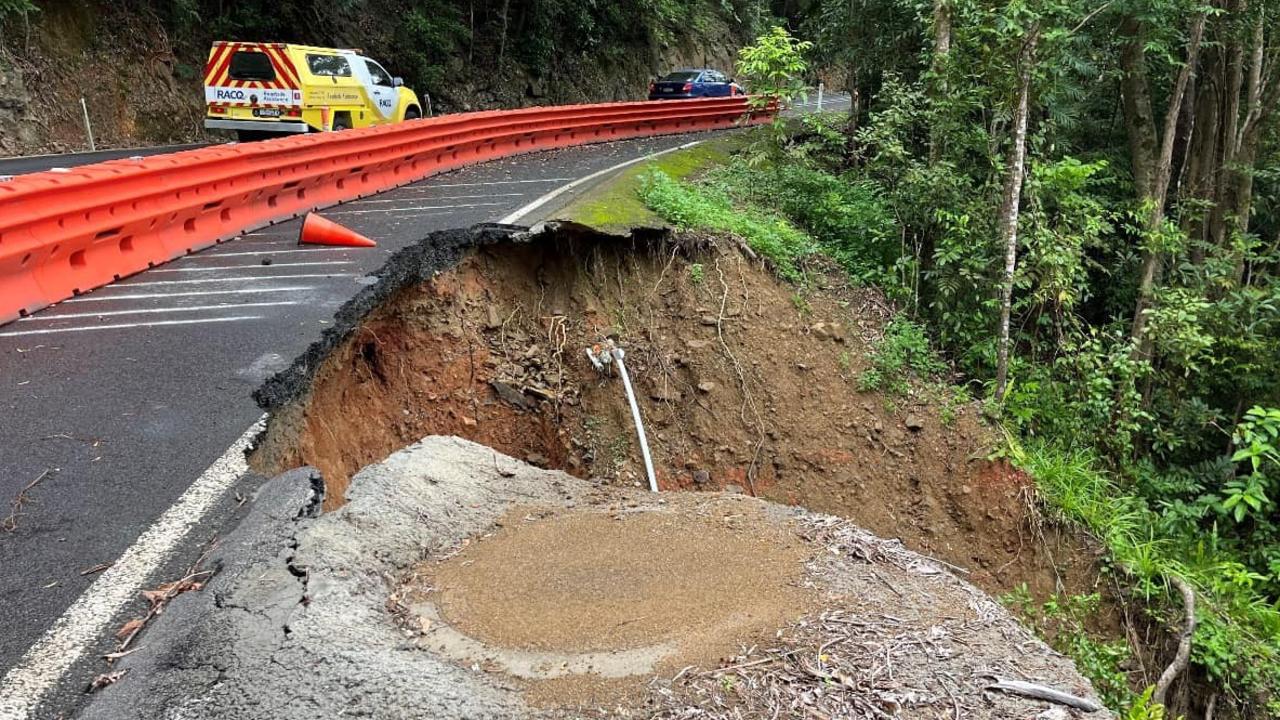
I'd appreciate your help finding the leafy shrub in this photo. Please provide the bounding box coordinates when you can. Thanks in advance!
[857,316,945,394]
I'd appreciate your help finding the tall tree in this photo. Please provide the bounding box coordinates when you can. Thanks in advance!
[1121,7,1207,349]
[995,28,1039,403]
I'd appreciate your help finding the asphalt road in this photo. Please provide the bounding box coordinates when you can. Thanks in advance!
[0,93,849,719]
[0,143,212,177]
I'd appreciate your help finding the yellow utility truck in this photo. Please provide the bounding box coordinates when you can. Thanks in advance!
[203,42,423,141]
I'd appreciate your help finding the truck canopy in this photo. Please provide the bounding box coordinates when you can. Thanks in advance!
[203,42,303,107]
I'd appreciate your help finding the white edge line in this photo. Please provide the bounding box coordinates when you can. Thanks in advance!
[0,418,265,718]
[499,141,701,225]
[20,301,300,322]
[0,315,265,337]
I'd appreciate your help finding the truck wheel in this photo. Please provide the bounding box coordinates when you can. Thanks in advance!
[236,130,270,142]
[332,114,351,131]
[404,106,421,120]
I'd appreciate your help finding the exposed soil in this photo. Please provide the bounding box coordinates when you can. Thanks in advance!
[253,227,1108,612]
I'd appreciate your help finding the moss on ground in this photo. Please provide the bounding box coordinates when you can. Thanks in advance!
[558,137,738,231]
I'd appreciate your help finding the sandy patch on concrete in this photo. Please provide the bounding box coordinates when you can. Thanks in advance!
[429,499,814,654]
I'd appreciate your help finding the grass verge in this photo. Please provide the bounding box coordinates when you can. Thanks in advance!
[558,138,738,232]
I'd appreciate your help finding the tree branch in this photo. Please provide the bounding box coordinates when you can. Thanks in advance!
[1153,576,1197,707]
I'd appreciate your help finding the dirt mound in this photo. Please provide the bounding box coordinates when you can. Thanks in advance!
[429,500,814,653]
[252,226,1106,607]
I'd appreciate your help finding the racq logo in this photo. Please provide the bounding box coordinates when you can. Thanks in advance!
[215,88,246,101]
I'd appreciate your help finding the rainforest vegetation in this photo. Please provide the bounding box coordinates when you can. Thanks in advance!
[642,4,1280,718]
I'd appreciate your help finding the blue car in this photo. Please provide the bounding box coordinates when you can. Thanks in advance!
[648,69,743,100]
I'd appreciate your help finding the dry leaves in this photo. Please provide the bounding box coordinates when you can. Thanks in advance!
[87,669,127,692]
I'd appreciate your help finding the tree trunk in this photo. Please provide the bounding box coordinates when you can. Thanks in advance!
[994,32,1038,405]
[1209,0,1247,249]
[1120,17,1158,200]
[1126,12,1206,350]
[933,0,952,59]
[928,0,952,165]
[1183,50,1221,260]
[497,0,511,69]
[1225,12,1278,282]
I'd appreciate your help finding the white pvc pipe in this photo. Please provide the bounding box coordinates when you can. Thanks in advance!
[611,348,658,493]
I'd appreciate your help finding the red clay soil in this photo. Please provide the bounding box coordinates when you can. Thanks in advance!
[252,230,1106,604]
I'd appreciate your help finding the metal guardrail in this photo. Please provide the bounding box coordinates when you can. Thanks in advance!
[0,97,772,325]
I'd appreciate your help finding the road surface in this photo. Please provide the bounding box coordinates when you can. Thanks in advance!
[0,144,211,177]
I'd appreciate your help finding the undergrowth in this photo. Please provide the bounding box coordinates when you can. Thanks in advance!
[857,316,946,395]
[1001,585,1134,710]
[638,169,812,281]
[1007,440,1280,711]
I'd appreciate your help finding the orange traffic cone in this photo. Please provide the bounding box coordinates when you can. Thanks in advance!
[298,213,377,248]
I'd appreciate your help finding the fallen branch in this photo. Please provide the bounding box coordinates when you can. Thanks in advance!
[1153,576,1196,706]
[984,678,1104,712]
[3,468,54,532]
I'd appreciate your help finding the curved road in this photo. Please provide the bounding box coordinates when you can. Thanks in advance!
[0,94,848,720]
[0,143,211,177]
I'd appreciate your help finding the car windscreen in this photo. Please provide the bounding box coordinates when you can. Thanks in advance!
[307,54,353,77]
[229,51,276,81]
[659,71,701,82]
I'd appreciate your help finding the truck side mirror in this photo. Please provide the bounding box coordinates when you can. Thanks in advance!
[392,77,404,87]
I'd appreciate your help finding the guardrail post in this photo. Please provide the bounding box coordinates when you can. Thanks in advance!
[817,82,824,112]
[80,97,96,152]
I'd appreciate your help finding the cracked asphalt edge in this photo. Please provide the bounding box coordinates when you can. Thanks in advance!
[79,436,592,720]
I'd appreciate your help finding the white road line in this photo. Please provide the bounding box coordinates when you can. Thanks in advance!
[151,261,354,273]
[0,315,265,337]
[346,192,525,204]
[327,201,506,215]
[0,419,265,719]
[65,286,317,303]
[189,249,335,258]
[499,141,701,225]
[20,301,300,322]
[429,177,571,188]
[242,232,301,240]
[124,273,357,287]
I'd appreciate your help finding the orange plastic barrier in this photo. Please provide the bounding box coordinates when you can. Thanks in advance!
[0,97,773,325]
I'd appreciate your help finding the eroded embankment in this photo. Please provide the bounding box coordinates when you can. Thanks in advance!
[251,223,1105,602]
